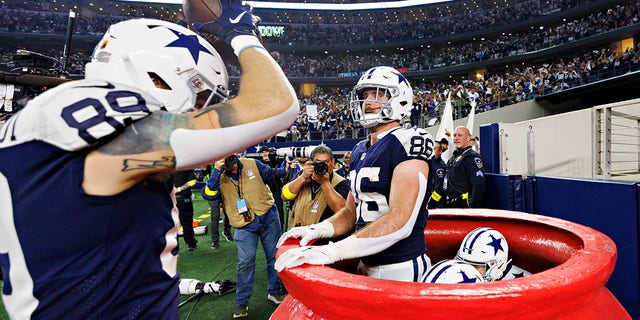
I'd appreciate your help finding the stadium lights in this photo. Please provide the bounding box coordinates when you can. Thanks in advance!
[115,0,453,10]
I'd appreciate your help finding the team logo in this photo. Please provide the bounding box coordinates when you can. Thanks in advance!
[246,169,255,178]
[436,168,445,178]
[311,200,320,213]
[474,157,483,168]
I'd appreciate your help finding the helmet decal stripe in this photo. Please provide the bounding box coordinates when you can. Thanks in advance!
[464,227,491,254]
[428,262,454,281]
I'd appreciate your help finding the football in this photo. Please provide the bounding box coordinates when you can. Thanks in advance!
[182,0,222,28]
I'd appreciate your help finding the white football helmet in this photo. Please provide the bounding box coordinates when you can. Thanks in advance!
[423,259,485,284]
[349,66,413,128]
[455,227,511,282]
[85,18,229,113]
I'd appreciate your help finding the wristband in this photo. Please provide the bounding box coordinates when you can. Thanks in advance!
[230,35,266,56]
[281,183,297,200]
[177,187,182,192]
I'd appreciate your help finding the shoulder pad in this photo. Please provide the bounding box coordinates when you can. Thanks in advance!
[390,127,434,160]
[3,79,165,151]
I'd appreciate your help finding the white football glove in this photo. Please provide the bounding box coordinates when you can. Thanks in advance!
[276,220,334,248]
[275,245,336,272]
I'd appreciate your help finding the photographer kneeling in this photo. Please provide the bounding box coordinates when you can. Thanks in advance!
[281,145,351,230]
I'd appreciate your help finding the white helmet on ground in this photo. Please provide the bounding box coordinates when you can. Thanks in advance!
[423,259,485,284]
[455,227,511,282]
[85,18,229,113]
[349,66,413,128]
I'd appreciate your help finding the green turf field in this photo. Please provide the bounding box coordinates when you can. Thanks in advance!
[0,193,282,320]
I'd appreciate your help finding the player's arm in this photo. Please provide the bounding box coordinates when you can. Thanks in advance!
[320,178,347,214]
[325,191,357,237]
[319,159,429,263]
[275,160,430,271]
[276,190,355,248]
[352,159,428,240]
[85,52,296,195]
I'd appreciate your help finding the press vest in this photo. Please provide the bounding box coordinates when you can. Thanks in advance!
[218,159,275,228]
[290,173,345,227]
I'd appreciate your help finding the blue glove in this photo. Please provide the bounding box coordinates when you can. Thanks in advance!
[192,0,260,45]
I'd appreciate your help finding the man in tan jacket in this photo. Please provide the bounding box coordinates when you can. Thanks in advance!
[281,145,350,230]
[205,154,287,318]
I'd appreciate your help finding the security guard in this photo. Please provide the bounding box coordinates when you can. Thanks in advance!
[443,126,486,208]
[428,138,449,209]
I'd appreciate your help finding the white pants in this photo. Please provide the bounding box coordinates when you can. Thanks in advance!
[357,253,432,282]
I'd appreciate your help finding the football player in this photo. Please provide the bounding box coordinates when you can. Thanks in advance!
[276,66,434,282]
[455,227,532,281]
[0,1,297,317]
[423,259,486,284]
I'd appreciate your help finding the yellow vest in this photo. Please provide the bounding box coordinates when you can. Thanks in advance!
[219,159,275,228]
[290,173,345,228]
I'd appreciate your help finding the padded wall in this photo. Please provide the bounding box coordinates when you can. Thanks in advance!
[529,177,640,318]
[484,173,524,211]
[480,123,500,174]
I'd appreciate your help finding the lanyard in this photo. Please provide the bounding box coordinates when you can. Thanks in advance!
[228,173,242,198]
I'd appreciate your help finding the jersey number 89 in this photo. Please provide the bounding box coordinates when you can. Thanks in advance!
[61,90,150,144]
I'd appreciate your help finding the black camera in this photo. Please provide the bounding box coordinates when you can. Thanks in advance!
[267,147,278,163]
[311,161,328,176]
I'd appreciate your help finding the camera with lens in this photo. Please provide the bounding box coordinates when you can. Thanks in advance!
[267,147,278,163]
[274,146,318,159]
[311,161,328,176]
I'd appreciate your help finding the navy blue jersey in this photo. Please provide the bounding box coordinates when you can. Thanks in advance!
[0,79,180,319]
[349,127,433,266]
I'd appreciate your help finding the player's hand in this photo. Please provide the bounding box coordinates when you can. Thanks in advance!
[192,0,261,45]
[275,245,335,272]
[276,221,334,247]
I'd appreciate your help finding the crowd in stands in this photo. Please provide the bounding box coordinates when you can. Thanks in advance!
[259,1,640,77]
[257,0,577,43]
[0,7,128,35]
[1,0,640,142]
[280,42,640,143]
[4,0,632,80]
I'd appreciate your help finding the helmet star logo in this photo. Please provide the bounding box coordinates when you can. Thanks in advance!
[165,28,212,64]
[487,235,504,255]
[391,70,409,85]
[458,271,478,283]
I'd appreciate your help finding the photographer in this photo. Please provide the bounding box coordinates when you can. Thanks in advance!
[259,146,287,229]
[281,145,350,230]
[205,154,288,315]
